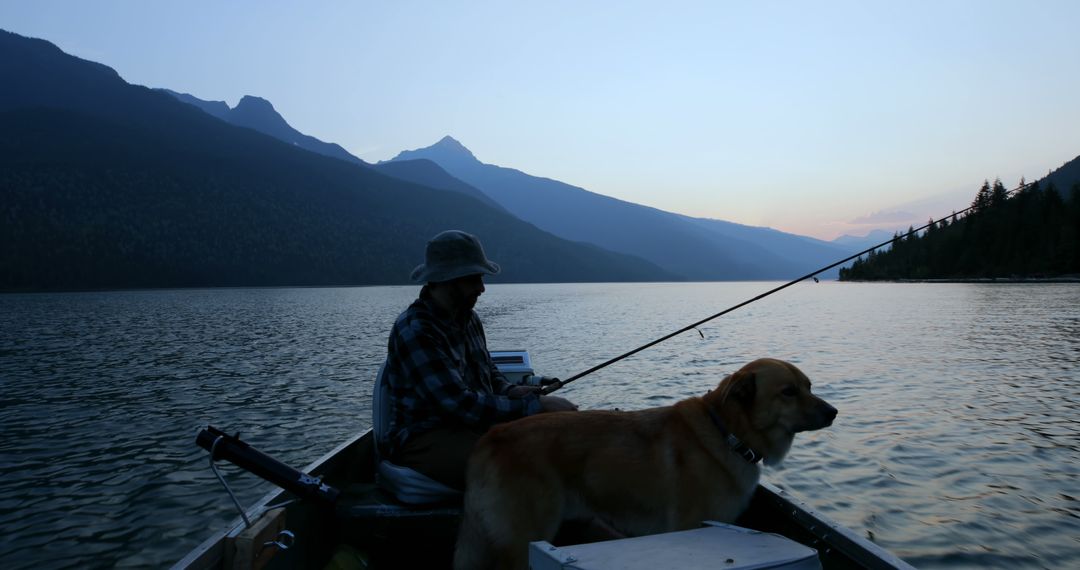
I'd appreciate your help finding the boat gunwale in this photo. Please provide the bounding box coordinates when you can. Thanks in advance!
[755,481,916,570]
[175,428,915,570]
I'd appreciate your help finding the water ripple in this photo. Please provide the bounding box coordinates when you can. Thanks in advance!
[1,282,1078,568]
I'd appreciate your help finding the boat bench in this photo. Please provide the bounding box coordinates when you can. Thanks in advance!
[334,483,463,566]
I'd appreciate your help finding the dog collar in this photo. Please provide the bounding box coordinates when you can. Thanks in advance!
[706,407,762,464]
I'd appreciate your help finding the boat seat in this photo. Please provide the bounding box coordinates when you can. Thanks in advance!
[372,360,463,505]
[375,460,461,505]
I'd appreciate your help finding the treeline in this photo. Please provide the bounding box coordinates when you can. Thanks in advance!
[840,180,1080,280]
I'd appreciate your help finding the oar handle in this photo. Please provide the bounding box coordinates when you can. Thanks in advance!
[196,426,340,505]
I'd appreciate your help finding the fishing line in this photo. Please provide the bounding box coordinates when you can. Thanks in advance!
[540,182,1030,395]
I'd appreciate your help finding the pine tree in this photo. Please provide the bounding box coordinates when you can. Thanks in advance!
[990,178,1008,207]
[839,177,1078,280]
[972,180,992,213]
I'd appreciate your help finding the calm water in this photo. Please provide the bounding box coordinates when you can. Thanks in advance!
[1,282,1078,569]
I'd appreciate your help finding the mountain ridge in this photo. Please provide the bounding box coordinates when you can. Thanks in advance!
[163,91,508,211]
[830,229,896,253]
[389,137,855,280]
[0,28,675,291]
[160,89,367,166]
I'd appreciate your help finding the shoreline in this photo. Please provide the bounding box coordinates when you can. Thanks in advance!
[844,276,1080,284]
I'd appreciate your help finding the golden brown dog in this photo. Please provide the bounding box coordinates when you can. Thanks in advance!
[453,358,838,570]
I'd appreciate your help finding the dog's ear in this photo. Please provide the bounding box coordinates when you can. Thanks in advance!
[723,370,757,408]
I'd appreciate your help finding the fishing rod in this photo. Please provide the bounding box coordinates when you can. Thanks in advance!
[540,181,1031,395]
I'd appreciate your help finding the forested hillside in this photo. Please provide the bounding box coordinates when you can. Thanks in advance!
[840,179,1080,280]
[0,29,673,291]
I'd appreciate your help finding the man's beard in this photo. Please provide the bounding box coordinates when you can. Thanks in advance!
[452,286,479,313]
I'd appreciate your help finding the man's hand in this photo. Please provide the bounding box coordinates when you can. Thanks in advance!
[506,385,542,399]
[539,395,578,413]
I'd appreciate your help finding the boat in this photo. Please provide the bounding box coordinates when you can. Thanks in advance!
[173,352,915,570]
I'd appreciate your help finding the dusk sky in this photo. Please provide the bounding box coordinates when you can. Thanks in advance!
[4,1,1078,240]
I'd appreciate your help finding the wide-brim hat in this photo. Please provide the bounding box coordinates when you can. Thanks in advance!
[410,230,501,283]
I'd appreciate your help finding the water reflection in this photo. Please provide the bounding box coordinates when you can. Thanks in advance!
[0,282,1078,568]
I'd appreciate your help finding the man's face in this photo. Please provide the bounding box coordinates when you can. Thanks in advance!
[450,274,485,312]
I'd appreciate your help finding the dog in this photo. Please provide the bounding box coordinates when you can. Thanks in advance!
[453,358,838,570]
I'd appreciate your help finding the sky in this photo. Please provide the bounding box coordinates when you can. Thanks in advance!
[3,1,1079,240]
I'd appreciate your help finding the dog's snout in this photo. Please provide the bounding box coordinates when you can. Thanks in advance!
[819,401,838,425]
[792,398,838,433]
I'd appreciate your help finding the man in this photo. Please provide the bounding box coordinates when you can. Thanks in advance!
[384,229,577,490]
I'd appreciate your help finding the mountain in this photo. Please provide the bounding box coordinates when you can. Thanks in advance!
[676,216,854,278]
[162,89,232,119]
[161,89,367,166]
[831,229,895,253]
[388,136,855,280]
[370,159,505,212]
[163,90,506,210]
[0,29,675,291]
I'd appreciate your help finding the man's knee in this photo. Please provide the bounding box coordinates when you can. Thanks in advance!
[394,426,484,490]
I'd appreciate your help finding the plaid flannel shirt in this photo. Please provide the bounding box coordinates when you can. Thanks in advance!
[384,292,541,456]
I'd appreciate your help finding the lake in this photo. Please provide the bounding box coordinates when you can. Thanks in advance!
[1,282,1078,568]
